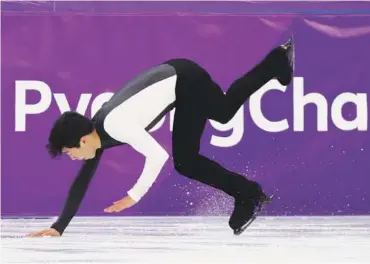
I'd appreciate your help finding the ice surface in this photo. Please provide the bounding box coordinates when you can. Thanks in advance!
[1,216,370,264]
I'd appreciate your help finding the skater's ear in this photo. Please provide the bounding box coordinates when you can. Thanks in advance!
[80,136,88,147]
[79,133,95,148]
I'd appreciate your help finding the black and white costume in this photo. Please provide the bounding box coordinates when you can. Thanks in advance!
[51,41,294,235]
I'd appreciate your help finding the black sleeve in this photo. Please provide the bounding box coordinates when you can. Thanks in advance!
[50,149,104,235]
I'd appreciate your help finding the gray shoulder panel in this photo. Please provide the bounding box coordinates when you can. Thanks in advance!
[102,64,176,112]
[92,63,177,148]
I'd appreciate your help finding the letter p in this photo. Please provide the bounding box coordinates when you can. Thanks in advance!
[15,81,52,132]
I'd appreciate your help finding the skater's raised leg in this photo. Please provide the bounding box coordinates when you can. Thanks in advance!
[205,39,294,124]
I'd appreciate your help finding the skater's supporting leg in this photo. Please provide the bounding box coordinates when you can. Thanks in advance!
[166,57,265,200]
[171,83,261,201]
[171,79,262,231]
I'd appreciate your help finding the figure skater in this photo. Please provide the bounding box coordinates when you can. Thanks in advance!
[26,39,294,237]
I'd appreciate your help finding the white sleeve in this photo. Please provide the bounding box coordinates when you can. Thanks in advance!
[105,123,169,202]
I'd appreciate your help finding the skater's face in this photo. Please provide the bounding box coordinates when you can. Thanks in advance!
[62,137,96,160]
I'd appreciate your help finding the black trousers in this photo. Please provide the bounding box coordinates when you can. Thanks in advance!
[166,56,277,204]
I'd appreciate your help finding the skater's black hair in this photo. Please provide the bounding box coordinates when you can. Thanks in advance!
[47,111,94,158]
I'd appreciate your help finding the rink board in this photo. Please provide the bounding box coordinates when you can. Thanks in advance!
[2,1,370,217]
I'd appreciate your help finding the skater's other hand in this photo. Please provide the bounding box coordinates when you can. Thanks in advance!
[104,195,137,213]
[25,228,60,237]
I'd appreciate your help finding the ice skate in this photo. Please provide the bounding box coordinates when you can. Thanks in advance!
[233,193,275,236]
[276,36,295,86]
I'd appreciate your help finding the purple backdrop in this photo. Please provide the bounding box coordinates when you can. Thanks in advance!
[2,2,370,217]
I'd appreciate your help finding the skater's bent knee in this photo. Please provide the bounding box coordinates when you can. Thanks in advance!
[217,113,232,124]
[210,110,232,125]
[174,160,192,175]
[173,155,198,176]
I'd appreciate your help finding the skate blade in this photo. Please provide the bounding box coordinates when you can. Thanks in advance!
[233,216,257,235]
[233,194,275,236]
[290,34,295,73]
[280,34,295,73]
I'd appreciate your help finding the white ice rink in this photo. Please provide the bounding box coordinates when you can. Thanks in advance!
[1,216,370,264]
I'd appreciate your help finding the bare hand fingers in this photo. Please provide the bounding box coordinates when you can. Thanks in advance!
[104,204,125,213]
[104,205,115,213]
[43,231,54,236]
[26,231,44,237]
[25,232,38,237]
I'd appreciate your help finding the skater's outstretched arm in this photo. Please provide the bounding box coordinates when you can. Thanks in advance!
[103,124,169,213]
[26,149,104,237]
[51,149,104,234]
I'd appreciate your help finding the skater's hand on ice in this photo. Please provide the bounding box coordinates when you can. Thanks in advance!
[25,228,60,237]
[104,196,137,213]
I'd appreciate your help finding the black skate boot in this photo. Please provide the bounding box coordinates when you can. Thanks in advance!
[230,183,274,236]
[228,198,255,232]
[232,192,275,236]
